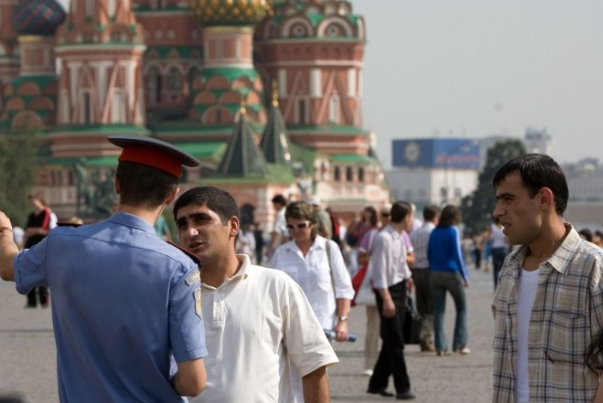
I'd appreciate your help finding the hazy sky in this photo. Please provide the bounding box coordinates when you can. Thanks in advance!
[351,0,603,168]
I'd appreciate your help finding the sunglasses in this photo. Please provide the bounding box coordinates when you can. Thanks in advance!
[286,221,311,230]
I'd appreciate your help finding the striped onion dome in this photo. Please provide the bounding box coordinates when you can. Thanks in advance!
[12,0,66,36]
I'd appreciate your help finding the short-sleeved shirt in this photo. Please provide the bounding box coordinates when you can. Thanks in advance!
[492,225,603,402]
[14,212,207,402]
[270,235,354,329]
[192,255,338,403]
[409,222,435,269]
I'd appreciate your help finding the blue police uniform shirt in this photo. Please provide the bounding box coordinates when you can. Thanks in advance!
[13,212,207,402]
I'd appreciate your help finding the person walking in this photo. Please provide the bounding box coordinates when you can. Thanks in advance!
[22,193,52,308]
[174,186,338,403]
[366,201,416,400]
[355,205,382,376]
[270,200,354,401]
[492,154,603,402]
[346,206,379,273]
[409,204,440,352]
[487,217,508,289]
[427,204,470,357]
[270,201,354,339]
[0,135,208,402]
[265,194,288,260]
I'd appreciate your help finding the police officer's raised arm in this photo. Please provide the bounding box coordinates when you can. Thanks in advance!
[0,212,18,282]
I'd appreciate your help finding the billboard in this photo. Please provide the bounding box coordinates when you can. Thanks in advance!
[392,138,481,169]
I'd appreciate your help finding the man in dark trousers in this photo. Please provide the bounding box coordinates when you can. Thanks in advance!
[23,194,52,308]
[367,201,416,400]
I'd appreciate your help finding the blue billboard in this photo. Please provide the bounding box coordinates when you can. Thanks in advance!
[392,138,481,169]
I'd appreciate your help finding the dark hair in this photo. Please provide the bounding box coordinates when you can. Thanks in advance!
[285,201,316,225]
[492,154,568,216]
[364,206,378,227]
[438,205,460,227]
[579,228,593,243]
[173,186,239,224]
[116,161,178,209]
[423,205,440,222]
[390,201,411,224]
[271,194,287,206]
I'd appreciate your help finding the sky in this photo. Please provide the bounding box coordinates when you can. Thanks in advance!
[351,0,603,168]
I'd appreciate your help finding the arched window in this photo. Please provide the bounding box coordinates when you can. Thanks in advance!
[321,162,328,180]
[328,94,339,124]
[295,97,308,124]
[334,166,341,182]
[167,67,182,92]
[345,166,353,182]
[86,0,94,18]
[358,167,365,182]
[146,67,162,104]
[188,66,200,91]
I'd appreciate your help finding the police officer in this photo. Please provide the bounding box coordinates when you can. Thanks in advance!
[0,136,208,402]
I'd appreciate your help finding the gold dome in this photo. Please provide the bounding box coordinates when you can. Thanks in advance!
[190,0,271,27]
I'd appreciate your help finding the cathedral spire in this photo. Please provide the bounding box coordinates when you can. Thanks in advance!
[260,80,292,167]
[217,106,269,177]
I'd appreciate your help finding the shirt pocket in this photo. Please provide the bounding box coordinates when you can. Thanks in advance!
[308,255,332,292]
[545,309,587,364]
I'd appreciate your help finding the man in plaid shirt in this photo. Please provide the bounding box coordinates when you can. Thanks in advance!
[491,154,603,402]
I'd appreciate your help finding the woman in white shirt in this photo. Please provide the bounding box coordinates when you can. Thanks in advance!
[270,201,354,342]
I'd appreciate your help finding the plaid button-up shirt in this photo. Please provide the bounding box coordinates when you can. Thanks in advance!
[492,225,603,402]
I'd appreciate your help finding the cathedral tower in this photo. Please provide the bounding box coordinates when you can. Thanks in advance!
[50,0,148,157]
[186,0,270,137]
[0,0,21,111]
[256,0,367,155]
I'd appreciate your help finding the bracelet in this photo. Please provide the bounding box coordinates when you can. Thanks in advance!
[0,226,13,234]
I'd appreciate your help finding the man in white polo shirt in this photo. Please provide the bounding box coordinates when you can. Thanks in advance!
[174,186,338,403]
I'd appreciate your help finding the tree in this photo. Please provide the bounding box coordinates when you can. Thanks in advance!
[0,130,40,226]
[461,139,526,234]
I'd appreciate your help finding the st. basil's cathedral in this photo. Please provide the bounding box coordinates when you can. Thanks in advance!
[0,0,389,226]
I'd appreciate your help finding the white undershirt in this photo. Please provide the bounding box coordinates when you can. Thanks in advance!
[514,267,540,403]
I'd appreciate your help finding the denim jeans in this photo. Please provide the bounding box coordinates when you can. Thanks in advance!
[430,270,467,352]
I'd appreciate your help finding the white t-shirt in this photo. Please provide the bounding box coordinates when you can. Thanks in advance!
[270,236,355,329]
[191,255,338,403]
[514,267,540,403]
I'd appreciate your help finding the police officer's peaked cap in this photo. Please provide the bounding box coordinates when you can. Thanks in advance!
[108,135,200,178]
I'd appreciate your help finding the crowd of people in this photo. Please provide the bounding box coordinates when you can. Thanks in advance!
[3,141,603,402]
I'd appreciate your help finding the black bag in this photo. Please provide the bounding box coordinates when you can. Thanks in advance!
[403,296,422,345]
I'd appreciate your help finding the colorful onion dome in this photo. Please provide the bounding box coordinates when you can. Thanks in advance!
[12,0,66,36]
[190,0,271,27]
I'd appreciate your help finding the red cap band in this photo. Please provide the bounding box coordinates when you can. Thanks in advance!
[119,145,182,178]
